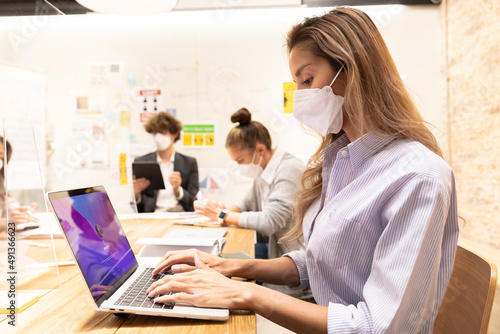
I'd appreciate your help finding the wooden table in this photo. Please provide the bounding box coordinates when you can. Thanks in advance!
[0,218,256,334]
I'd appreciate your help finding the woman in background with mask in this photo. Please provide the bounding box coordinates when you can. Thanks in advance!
[147,8,458,333]
[194,108,305,260]
[133,112,199,212]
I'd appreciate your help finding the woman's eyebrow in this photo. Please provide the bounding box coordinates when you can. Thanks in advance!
[295,63,311,79]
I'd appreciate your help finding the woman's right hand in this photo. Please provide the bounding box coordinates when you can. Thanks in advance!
[193,199,224,221]
[147,254,254,310]
[152,249,229,276]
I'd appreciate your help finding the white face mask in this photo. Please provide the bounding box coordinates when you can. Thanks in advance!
[0,159,3,170]
[293,65,345,136]
[154,133,173,151]
[237,149,263,179]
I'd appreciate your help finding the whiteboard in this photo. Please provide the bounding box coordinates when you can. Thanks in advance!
[0,62,46,190]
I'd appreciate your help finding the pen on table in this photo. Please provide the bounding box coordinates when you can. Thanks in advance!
[26,261,75,268]
[26,241,49,248]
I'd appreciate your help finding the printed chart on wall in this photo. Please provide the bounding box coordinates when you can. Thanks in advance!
[139,89,163,123]
[0,63,46,190]
[182,124,215,148]
[87,61,124,86]
[199,168,228,191]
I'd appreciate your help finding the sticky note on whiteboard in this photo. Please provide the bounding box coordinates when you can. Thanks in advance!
[283,82,297,114]
[119,153,128,185]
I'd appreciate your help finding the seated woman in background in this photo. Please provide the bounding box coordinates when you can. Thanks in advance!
[133,112,199,212]
[0,136,38,232]
[148,7,459,333]
[194,108,305,260]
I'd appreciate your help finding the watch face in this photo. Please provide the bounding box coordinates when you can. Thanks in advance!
[219,209,228,219]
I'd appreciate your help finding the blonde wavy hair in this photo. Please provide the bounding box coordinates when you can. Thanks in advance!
[282,7,442,244]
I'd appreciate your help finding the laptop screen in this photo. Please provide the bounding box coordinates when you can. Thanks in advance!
[49,186,137,304]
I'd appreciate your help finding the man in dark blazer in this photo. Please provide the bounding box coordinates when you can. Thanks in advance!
[133,112,199,212]
[134,151,198,212]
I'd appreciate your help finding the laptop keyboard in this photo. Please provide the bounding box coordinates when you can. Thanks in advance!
[116,268,176,310]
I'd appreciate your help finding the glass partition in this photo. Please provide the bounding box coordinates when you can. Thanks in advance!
[0,110,62,300]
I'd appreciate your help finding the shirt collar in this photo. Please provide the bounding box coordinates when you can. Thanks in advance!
[348,133,395,169]
[324,132,395,170]
[323,134,350,161]
[260,147,285,185]
[156,151,175,164]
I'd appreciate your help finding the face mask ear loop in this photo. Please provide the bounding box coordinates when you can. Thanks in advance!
[252,147,263,166]
[257,150,264,167]
[329,64,345,87]
[250,149,257,165]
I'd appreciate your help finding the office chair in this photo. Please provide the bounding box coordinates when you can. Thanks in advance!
[434,245,497,334]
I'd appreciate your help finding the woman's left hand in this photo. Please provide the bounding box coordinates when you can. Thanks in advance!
[147,254,251,309]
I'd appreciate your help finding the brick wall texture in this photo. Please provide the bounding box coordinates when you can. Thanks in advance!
[447,0,500,245]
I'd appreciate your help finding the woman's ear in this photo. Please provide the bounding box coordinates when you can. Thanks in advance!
[255,142,267,154]
[255,142,266,154]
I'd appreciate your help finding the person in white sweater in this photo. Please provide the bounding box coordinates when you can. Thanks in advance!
[194,108,305,260]
[0,136,38,232]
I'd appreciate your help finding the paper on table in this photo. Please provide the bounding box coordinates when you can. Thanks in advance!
[135,237,226,266]
[117,212,199,220]
[136,237,225,247]
[172,216,223,227]
[162,228,227,239]
[18,212,63,239]
[0,291,39,314]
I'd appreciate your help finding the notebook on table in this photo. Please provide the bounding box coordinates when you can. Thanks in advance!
[46,185,229,321]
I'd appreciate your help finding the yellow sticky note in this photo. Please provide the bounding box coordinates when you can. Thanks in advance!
[194,134,204,146]
[119,153,127,185]
[283,82,297,114]
[205,134,214,146]
[120,110,131,126]
[183,133,193,146]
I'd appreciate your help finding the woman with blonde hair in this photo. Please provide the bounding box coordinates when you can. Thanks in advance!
[146,7,458,333]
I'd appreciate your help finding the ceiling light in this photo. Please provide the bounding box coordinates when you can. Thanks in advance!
[75,0,178,16]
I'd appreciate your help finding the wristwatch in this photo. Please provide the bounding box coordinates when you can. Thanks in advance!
[218,209,229,223]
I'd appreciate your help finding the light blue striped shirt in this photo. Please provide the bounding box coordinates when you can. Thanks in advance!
[286,133,459,333]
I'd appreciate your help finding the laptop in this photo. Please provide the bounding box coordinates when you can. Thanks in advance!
[47,185,229,321]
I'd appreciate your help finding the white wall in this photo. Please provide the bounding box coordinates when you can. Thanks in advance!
[0,5,445,212]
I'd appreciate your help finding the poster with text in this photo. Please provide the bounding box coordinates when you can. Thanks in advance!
[138,89,163,123]
[182,124,215,148]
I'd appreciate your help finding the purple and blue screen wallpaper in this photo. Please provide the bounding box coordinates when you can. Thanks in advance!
[51,191,136,300]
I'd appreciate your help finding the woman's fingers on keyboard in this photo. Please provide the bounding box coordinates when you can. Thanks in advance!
[150,265,248,309]
[148,279,190,298]
[154,291,193,305]
[152,249,202,275]
[172,264,197,273]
